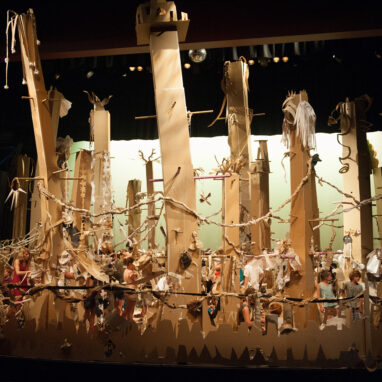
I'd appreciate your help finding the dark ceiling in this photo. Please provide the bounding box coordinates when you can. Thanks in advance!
[0,1,381,159]
[1,0,382,238]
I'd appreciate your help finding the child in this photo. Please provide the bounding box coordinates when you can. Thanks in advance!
[317,270,338,322]
[122,257,138,321]
[342,270,363,321]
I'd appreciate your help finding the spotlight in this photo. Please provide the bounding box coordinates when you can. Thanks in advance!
[273,57,280,63]
[332,54,342,63]
[248,59,255,65]
[55,73,60,80]
[137,66,143,72]
[122,73,127,78]
[184,62,191,69]
[129,66,136,71]
[86,71,94,79]
[282,56,289,63]
[188,49,207,63]
[375,52,382,60]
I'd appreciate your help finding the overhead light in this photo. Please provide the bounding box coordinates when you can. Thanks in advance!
[332,54,342,63]
[184,62,191,69]
[282,56,289,63]
[129,66,136,71]
[375,52,381,60]
[273,57,280,63]
[137,66,143,71]
[86,71,94,79]
[188,49,207,63]
[122,73,127,77]
[248,59,255,65]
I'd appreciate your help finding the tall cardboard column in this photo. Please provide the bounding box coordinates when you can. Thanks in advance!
[373,168,382,241]
[30,89,65,232]
[250,141,271,254]
[12,155,31,239]
[340,98,373,264]
[339,96,373,358]
[218,173,241,327]
[284,91,318,328]
[145,160,156,248]
[136,1,200,292]
[17,10,63,270]
[71,150,92,245]
[225,60,252,243]
[127,179,142,245]
[92,102,112,249]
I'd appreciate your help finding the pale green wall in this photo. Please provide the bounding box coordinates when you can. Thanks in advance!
[68,132,382,252]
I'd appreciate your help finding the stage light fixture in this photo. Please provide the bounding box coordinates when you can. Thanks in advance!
[282,56,289,63]
[122,73,127,78]
[137,66,143,71]
[184,62,191,69]
[188,49,207,63]
[86,71,94,79]
[248,59,255,65]
[129,66,136,71]
[273,57,280,63]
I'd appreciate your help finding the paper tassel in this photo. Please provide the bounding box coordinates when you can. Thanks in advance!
[294,100,316,149]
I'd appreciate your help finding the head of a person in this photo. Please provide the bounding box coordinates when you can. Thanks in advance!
[349,270,361,283]
[244,287,256,305]
[123,256,135,269]
[320,270,332,283]
[18,248,30,262]
[215,264,221,272]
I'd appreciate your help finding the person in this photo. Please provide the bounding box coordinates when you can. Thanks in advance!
[83,276,97,333]
[12,248,31,302]
[243,258,264,290]
[2,265,16,319]
[342,270,363,321]
[112,251,126,315]
[122,257,138,321]
[317,270,338,322]
[238,287,261,329]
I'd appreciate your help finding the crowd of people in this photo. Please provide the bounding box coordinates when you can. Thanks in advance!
[1,246,365,333]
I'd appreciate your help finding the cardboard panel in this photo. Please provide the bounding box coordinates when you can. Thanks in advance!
[150,30,199,292]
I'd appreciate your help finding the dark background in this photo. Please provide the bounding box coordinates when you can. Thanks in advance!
[0,1,382,237]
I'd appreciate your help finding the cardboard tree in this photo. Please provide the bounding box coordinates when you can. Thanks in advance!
[339,97,373,264]
[250,140,271,254]
[282,90,320,328]
[29,88,66,232]
[16,10,65,273]
[12,155,31,239]
[127,179,142,245]
[223,60,253,244]
[337,96,374,357]
[71,149,92,246]
[85,92,113,251]
[136,0,200,292]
